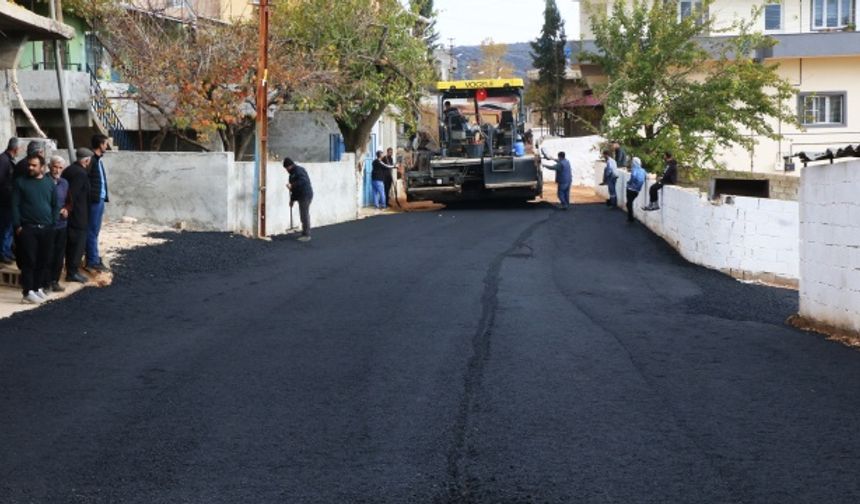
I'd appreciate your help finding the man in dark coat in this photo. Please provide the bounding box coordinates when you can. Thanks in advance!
[86,134,110,272]
[0,137,22,263]
[283,157,314,242]
[643,151,678,211]
[62,148,92,282]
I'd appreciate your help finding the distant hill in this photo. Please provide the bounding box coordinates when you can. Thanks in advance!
[451,41,547,79]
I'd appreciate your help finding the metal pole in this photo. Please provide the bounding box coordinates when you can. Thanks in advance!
[255,0,269,238]
[50,0,74,153]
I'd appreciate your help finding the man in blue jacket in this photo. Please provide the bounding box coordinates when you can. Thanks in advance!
[626,157,646,223]
[86,134,110,272]
[283,157,314,242]
[543,151,572,209]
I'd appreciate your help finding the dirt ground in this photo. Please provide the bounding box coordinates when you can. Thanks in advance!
[0,221,173,319]
[362,182,602,216]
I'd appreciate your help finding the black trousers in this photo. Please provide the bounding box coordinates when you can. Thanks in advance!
[649,182,665,204]
[383,171,393,206]
[626,189,639,221]
[297,197,312,236]
[15,225,53,295]
[65,227,86,277]
[48,227,67,285]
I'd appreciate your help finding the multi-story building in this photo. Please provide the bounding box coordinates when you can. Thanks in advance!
[12,0,253,151]
[576,0,860,172]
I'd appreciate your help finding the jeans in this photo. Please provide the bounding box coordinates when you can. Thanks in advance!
[15,225,53,295]
[0,206,13,259]
[649,182,664,205]
[87,199,105,266]
[297,197,312,236]
[372,180,386,209]
[557,183,571,208]
[607,176,618,207]
[626,189,639,221]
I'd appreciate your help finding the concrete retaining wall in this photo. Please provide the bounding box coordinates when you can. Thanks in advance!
[594,164,799,286]
[103,151,359,234]
[799,160,860,333]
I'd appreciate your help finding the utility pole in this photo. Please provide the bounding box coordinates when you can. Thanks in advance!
[253,0,269,238]
[49,0,74,154]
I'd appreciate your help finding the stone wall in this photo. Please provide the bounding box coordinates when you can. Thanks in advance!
[798,160,860,334]
[701,170,801,201]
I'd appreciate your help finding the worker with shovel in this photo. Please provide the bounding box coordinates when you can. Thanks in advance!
[283,158,314,242]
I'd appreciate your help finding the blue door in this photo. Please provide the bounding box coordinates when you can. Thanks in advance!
[362,133,377,207]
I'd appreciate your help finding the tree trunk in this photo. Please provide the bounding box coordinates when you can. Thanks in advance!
[337,104,387,171]
[9,68,48,139]
[645,124,655,140]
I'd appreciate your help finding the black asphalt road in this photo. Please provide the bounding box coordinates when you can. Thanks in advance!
[2,203,860,504]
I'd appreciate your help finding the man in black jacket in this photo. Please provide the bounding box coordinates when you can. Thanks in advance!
[644,151,678,211]
[0,137,22,263]
[283,157,314,242]
[86,134,110,272]
[62,148,93,282]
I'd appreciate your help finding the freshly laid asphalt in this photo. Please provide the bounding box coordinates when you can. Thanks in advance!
[2,202,860,503]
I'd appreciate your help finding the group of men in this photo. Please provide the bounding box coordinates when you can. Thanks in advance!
[602,142,678,221]
[0,134,111,304]
[543,140,678,221]
[371,148,397,210]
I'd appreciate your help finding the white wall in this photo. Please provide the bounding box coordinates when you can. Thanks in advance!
[539,135,604,187]
[799,159,860,333]
[594,164,800,285]
[103,151,359,235]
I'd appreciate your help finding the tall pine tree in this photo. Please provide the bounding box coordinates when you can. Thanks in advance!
[530,0,567,135]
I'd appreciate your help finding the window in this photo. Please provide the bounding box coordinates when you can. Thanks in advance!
[764,3,782,31]
[812,0,855,29]
[679,0,704,21]
[800,93,846,126]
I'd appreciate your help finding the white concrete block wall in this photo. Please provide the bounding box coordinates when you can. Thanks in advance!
[104,151,233,230]
[102,152,360,234]
[594,165,799,284]
[263,155,358,234]
[799,160,860,333]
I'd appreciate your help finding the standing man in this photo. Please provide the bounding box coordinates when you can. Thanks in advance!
[86,134,110,272]
[626,157,646,223]
[12,154,57,304]
[612,141,628,168]
[644,151,678,211]
[382,147,396,207]
[543,151,572,210]
[602,149,618,208]
[62,148,92,283]
[0,137,21,264]
[283,157,313,242]
[46,156,72,292]
[371,150,388,210]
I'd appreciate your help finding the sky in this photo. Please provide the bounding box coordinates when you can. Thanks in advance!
[429,0,581,47]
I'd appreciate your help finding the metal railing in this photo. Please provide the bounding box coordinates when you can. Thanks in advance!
[30,61,83,72]
[86,64,135,151]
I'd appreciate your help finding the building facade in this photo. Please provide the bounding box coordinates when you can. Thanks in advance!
[577,0,860,172]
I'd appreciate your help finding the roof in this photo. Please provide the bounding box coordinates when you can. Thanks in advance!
[0,2,74,41]
[565,95,603,107]
[436,78,525,91]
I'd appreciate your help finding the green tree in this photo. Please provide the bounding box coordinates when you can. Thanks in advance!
[274,0,436,160]
[530,0,568,135]
[582,0,797,173]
